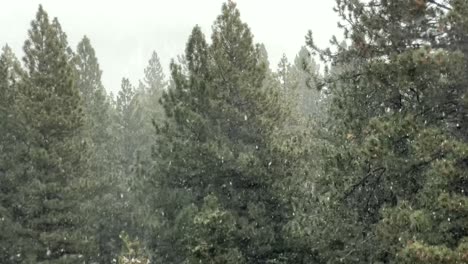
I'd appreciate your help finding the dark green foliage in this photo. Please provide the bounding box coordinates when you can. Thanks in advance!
[306,0,468,263]
[0,45,29,263]
[75,36,127,263]
[75,36,113,153]
[110,52,168,259]
[5,1,468,263]
[4,6,96,263]
[146,2,311,263]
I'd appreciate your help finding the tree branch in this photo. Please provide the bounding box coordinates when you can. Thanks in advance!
[427,0,452,11]
[341,166,386,201]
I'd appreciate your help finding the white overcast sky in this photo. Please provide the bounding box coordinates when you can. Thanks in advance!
[1,0,341,93]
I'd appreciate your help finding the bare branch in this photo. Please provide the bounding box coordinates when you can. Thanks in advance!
[427,0,452,11]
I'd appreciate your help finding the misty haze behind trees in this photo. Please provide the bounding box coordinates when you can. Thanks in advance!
[2,0,468,263]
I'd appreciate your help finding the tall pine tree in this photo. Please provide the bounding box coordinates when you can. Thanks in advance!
[75,36,126,263]
[0,45,29,263]
[306,0,468,262]
[12,6,96,262]
[147,1,312,263]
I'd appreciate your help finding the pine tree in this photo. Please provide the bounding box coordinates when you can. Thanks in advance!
[306,0,468,262]
[143,50,166,124]
[0,45,22,183]
[273,50,328,264]
[12,6,96,262]
[114,74,160,246]
[75,36,126,263]
[143,51,166,95]
[75,36,112,151]
[129,51,169,243]
[147,1,311,263]
[0,45,30,263]
[133,50,167,160]
[74,36,116,190]
[258,44,281,107]
[116,78,139,176]
[291,47,323,118]
[277,54,295,91]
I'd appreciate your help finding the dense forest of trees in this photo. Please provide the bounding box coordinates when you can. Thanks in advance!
[1,0,468,263]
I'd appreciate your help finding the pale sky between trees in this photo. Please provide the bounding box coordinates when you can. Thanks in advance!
[0,0,340,93]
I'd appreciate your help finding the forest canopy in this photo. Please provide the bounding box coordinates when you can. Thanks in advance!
[1,0,468,263]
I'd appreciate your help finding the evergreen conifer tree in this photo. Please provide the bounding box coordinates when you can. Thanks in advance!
[0,45,30,263]
[306,0,468,262]
[75,36,128,263]
[11,6,96,262]
[147,2,311,263]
